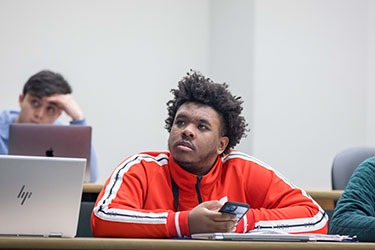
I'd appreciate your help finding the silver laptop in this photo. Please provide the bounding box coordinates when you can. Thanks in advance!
[191,232,310,242]
[191,232,353,242]
[0,155,85,237]
[8,123,91,182]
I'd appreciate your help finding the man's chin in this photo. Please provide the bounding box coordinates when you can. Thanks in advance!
[172,155,193,167]
[173,158,207,175]
[173,156,192,166]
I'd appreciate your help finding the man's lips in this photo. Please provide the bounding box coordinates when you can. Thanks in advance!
[175,140,195,151]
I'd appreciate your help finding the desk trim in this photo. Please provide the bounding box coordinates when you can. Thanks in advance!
[0,237,373,250]
[83,184,103,193]
[307,190,343,200]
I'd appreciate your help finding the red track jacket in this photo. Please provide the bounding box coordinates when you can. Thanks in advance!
[91,151,328,238]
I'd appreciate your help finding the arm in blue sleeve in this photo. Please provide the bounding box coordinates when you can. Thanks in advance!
[70,119,98,183]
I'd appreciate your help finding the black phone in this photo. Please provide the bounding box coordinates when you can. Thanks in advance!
[219,201,250,223]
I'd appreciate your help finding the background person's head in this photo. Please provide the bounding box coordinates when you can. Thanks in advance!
[22,70,72,98]
[166,70,248,174]
[16,70,72,124]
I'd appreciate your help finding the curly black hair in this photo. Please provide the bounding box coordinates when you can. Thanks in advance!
[165,70,248,154]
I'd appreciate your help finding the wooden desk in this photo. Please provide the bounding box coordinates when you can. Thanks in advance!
[83,184,103,194]
[308,190,343,210]
[0,237,373,250]
[82,184,344,210]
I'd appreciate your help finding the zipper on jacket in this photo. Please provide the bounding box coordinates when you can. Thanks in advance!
[195,176,202,204]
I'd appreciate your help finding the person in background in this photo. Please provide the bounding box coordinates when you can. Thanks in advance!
[0,70,98,182]
[91,70,327,238]
[329,156,375,241]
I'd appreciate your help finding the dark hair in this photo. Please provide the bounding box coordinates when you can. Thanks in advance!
[22,70,72,98]
[165,70,248,154]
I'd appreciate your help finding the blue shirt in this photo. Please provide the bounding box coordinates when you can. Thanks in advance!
[0,110,98,182]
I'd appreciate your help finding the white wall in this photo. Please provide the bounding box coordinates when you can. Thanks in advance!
[0,0,373,190]
[209,0,255,153]
[253,0,369,189]
[366,0,375,145]
[0,0,211,183]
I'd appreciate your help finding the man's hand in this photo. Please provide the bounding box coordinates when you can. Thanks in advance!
[45,94,84,121]
[188,200,237,235]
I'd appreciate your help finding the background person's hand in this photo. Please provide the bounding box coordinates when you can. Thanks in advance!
[188,200,237,235]
[45,94,84,121]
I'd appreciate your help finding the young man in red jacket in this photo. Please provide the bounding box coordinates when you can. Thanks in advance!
[91,71,328,238]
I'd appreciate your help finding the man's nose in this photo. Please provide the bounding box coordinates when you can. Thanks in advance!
[182,124,195,138]
[34,108,45,119]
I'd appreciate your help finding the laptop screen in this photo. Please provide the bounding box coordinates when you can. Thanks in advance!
[8,123,91,182]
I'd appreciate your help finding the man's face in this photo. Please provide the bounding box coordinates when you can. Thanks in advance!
[16,93,62,124]
[168,102,229,175]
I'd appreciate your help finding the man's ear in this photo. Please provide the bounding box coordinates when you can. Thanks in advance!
[217,136,229,155]
[18,94,24,106]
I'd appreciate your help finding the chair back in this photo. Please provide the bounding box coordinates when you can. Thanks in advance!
[331,147,375,190]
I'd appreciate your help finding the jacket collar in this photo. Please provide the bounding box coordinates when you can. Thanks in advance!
[169,153,223,192]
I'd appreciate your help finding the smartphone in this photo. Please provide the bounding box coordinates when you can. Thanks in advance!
[219,201,250,223]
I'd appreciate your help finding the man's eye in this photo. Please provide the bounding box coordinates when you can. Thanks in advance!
[198,124,207,130]
[175,120,185,126]
[31,100,40,107]
[46,106,56,115]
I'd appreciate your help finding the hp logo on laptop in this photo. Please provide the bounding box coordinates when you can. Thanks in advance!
[17,185,32,205]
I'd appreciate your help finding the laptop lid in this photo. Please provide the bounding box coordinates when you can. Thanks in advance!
[0,155,85,238]
[191,232,310,242]
[191,232,354,242]
[8,124,91,183]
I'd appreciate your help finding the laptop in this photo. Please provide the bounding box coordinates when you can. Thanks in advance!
[0,155,85,238]
[8,123,91,183]
[191,232,354,242]
[191,232,310,242]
